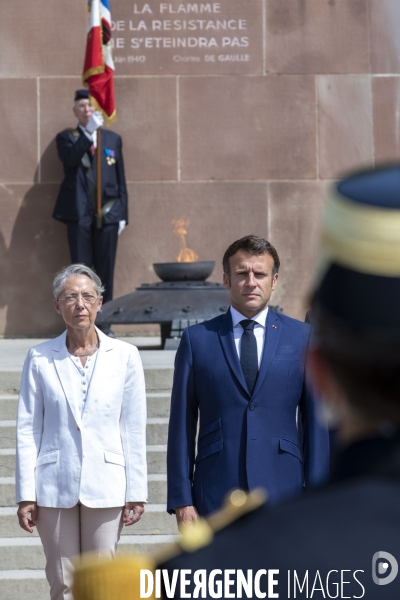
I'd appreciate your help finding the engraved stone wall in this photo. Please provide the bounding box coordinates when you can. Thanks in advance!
[0,0,399,335]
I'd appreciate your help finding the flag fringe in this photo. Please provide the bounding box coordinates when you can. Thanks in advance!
[83,65,105,81]
[89,94,117,126]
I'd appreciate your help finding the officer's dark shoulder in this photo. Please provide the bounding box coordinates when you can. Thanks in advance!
[56,127,80,142]
[159,477,400,574]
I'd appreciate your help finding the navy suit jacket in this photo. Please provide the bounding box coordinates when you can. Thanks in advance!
[53,127,128,225]
[167,309,329,516]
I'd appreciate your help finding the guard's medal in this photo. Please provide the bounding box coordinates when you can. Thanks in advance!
[105,148,116,165]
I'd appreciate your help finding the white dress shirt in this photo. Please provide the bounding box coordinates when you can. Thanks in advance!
[230,305,268,369]
[68,350,98,416]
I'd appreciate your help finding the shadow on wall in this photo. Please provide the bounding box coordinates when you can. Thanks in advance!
[0,140,70,337]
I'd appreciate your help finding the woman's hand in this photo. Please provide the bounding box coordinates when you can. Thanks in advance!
[17,501,38,533]
[123,502,145,526]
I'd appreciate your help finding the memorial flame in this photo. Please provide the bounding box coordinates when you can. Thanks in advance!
[172,217,199,263]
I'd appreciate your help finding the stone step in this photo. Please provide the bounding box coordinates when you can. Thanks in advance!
[0,445,167,478]
[0,420,169,449]
[147,419,169,445]
[0,479,18,506]
[0,574,49,600]
[0,424,14,449]
[147,475,167,504]
[144,368,174,393]
[0,397,18,421]
[0,452,15,478]
[146,446,167,475]
[0,474,167,507]
[0,367,173,394]
[0,504,177,537]
[0,393,171,421]
[0,534,179,570]
[147,393,171,418]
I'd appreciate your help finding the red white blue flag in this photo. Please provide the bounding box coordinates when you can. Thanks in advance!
[83,0,116,124]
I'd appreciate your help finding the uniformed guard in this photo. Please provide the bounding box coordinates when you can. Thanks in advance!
[53,90,128,337]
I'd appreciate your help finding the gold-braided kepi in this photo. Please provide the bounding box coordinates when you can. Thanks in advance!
[73,554,155,600]
[312,165,400,293]
[310,165,400,361]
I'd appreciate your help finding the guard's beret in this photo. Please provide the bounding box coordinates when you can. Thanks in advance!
[310,165,400,362]
[74,89,89,101]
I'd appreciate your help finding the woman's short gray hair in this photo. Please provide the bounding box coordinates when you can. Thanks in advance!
[53,264,105,300]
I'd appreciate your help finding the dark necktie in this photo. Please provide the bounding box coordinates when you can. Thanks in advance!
[240,319,258,395]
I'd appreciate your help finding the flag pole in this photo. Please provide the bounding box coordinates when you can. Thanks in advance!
[96,128,102,229]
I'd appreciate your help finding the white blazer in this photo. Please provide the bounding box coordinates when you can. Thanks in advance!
[16,328,147,508]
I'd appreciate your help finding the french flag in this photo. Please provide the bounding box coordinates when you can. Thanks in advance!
[83,0,116,124]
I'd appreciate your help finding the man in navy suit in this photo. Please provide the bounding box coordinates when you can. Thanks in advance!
[53,89,128,335]
[167,235,329,526]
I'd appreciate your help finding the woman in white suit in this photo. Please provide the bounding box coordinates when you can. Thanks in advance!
[16,264,147,600]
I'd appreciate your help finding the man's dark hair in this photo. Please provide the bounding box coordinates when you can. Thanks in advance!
[222,235,280,279]
[314,307,400,424]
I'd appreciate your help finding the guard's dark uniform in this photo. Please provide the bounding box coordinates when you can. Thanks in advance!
[159,434,400,598]
[53,116,128,306]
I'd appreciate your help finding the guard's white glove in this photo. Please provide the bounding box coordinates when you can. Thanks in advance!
[85,111,104,134]
[118,220,126,236]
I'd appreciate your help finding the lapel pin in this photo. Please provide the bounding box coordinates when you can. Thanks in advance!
[272,325,277,329]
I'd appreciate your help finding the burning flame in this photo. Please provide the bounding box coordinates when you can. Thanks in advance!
[172,217,199,263]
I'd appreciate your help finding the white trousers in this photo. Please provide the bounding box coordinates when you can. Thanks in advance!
[36,504,123,600]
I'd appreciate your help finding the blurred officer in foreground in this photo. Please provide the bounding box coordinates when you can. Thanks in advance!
[73,165,400,599]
